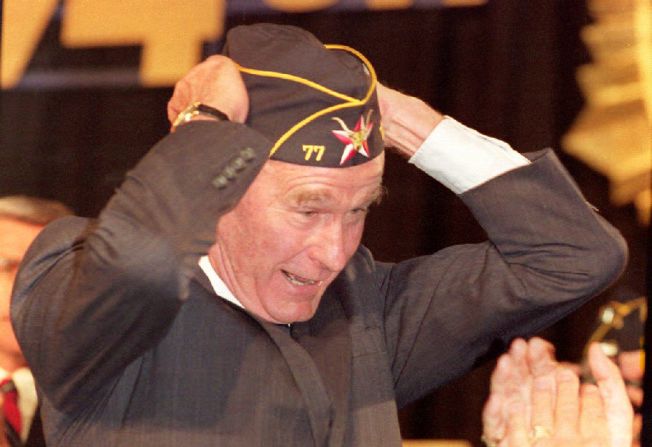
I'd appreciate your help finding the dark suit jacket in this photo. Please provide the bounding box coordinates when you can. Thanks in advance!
[11,121,627,446]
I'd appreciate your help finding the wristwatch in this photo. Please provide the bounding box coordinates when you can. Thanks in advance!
[172,102,229,130]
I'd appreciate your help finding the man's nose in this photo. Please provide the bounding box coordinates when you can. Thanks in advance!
[309,221,349,273]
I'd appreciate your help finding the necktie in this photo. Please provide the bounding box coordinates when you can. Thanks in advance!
[1,378,22,446]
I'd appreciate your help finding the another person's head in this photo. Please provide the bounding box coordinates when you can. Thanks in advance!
[0,196,72,371]
[209,24,385,324]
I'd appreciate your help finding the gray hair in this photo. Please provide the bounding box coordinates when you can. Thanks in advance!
[0,195,73,225]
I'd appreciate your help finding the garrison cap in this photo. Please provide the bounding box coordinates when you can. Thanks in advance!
[223,23,384,167]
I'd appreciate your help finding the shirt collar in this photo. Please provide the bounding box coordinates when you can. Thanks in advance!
[198,255,244,310]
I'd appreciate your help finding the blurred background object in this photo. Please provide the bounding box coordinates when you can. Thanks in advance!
[586,297,646,360]
[562,0,651,226]
[561,3,651,442]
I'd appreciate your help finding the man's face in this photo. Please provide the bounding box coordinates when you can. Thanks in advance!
[0,217,43,363]
[209,153,385,324]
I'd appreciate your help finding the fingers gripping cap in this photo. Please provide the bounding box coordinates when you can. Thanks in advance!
[222,24,384,168]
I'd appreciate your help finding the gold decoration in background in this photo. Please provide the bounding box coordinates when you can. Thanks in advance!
[1,0,487,89]
[61,0,225,87]
[562,0,652,226]
[1,0,60,88]
[588,297,646,355]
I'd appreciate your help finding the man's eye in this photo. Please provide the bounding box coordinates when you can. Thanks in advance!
[299,209,318,217]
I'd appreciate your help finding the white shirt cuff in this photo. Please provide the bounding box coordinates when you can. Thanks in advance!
[408,116,529,194]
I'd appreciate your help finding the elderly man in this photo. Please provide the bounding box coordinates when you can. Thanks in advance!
[11,24,626,446]
[0,196,71,447]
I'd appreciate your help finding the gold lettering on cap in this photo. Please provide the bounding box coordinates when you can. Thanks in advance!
[302,145,325,162]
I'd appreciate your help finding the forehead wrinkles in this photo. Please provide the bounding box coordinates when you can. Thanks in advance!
[261,157,384,205]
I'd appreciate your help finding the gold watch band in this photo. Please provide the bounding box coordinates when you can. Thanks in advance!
[172,102,229,131]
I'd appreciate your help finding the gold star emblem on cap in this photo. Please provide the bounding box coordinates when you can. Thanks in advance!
[332,110,374,165]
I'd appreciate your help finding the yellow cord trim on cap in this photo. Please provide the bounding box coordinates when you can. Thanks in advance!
[324,44,377,104]
[237,66,359,104]
[236,44,378,157]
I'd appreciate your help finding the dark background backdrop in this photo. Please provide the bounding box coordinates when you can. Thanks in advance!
[1,1,648,445]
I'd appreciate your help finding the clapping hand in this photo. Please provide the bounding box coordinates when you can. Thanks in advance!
[482,338,633,447]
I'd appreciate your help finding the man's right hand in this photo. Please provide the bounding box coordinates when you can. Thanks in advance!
[167,55,249,128]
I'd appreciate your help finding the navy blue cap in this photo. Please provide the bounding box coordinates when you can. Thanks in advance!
[223,23,384,167]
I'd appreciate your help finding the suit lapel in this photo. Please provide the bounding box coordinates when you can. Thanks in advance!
[258,322,333,447]
[294,291,352,447]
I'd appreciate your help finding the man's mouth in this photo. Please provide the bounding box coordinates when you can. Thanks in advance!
[282,270,322,287]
